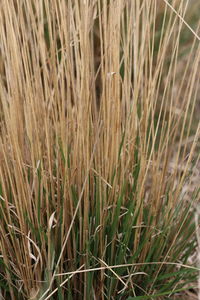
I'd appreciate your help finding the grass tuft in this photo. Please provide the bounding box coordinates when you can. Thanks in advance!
[0,0,200,299]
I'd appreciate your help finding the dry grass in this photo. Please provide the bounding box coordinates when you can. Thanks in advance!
[0,0,200,299]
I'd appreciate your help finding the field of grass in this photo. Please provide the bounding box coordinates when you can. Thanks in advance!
[0,0,200,299]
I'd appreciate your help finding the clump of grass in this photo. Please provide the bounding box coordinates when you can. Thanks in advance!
[0,0,200,299]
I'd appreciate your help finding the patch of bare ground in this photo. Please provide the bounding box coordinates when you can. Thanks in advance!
[172,290,198,300]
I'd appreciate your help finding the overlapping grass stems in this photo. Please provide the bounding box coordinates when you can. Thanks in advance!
[0,0,200,299]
